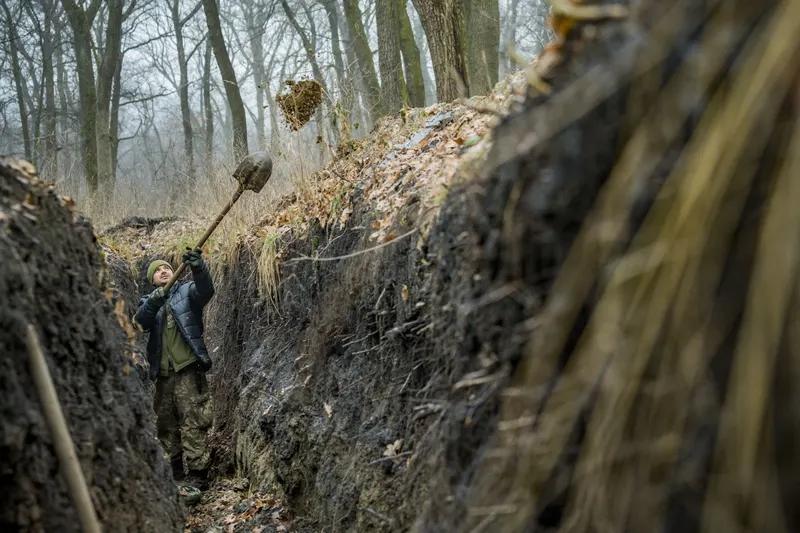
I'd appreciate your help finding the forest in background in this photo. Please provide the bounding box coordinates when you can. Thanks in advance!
[0,0,550,224]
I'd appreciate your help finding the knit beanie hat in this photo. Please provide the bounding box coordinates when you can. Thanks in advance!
[147,259,172,284]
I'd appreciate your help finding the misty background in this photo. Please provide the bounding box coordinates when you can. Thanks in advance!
[0,0,551,224]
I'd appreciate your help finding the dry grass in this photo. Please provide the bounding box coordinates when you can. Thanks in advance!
[254,228,283,312]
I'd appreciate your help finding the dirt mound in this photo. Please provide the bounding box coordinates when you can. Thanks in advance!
[202,0,800,531]
[276,79,324,131]
[101,216,205,290]
[0,158,182,531]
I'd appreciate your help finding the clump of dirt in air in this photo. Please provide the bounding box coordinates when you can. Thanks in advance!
[276,79,323,131]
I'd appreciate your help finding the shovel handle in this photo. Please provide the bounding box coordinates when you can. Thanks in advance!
[26,324,102,533]
[163,186,244,292]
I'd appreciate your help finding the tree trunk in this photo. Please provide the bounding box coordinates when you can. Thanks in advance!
[242,0,271,150]
[410,7,435,104]
[264,80,280,155]
[321,0,352,140]
[2,3,33,161]
[203,39,214,166]
[376,0,407,115]
[252,35,267,150]
[40,0,58,177]
[55,15,74,182]
[397,0,425,107]
[202,0,248,161]
[15,27,41,160]
[281,0,339,145]
[280,0,327,91]
[61,0,100,192]
[465,0,499,95]
[321,0,345,90]
[410,0,469,101]
[335,0,369,131]
[342,0,380,119]
[95,0,125,196]
[171,0,196,183]
[110,50,123,179]
[323,0,354,139]
[499,0,520,76]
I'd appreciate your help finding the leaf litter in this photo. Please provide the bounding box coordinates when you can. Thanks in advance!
[259,69,531,252]
[184,478,291,533]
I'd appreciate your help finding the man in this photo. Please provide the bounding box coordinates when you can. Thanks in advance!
[134,248,214,492]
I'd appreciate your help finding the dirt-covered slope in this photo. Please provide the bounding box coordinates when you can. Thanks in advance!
[82,0,800,530]
[0,159,182,531]
[200,0,800,532]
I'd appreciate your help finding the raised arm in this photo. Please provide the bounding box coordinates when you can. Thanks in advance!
[184,249,215,308]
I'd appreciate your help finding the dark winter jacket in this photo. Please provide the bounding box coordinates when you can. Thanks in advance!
[134,262,215,381]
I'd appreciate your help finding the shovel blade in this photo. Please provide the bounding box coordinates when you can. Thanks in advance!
[233,151,273,192]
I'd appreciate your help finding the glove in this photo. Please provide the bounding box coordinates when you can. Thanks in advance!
[196,352,213,372]
[148,287,166,307]
[182,247,204,269]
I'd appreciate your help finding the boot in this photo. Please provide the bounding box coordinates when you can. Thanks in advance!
[185,468,209,491]
[170,456,185,482]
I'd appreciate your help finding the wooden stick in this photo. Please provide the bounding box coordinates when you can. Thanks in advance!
[163,185,244,292]
[25,323,102,533]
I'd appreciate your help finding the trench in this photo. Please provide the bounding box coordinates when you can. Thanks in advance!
[4,1,800,531]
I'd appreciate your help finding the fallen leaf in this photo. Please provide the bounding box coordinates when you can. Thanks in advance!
[401,285,410,303]
[383,439,403,458]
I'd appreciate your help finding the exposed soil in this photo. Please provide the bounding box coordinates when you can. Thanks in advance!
[0,159,182,531]
[4,0,799,531]
[196,1,800,531]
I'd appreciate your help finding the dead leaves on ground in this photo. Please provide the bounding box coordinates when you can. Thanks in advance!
[264,99,498,248]
[184,478,291,533]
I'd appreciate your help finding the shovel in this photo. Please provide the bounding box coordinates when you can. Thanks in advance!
[162,151,273,292]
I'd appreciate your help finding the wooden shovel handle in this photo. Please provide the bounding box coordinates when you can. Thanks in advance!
[26,324,102,533]
[163,186,244,292]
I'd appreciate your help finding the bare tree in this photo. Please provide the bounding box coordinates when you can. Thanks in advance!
[202,38,214,165]
[279,0,326,90]
[411,0,469,101]
[409,5,435,104]
[280,0,340,145]
[2,1,33,161]
[397,0,424,107]
[61,0,101,191]
[39,0,59,176]
[202,0,248,160]
[465,0,499,95]
[342,0,380,119]
[376,0,406,114]
[239,0,277,150]
[319,0,345,91]
[95,0,128,194]
[169,0,203,183]
[499,0,520,76]
[332,0,369,131]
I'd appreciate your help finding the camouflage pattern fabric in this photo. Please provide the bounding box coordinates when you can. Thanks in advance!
[154,365,212,473]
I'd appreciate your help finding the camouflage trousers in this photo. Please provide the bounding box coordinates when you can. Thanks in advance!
[154,364,213,474]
